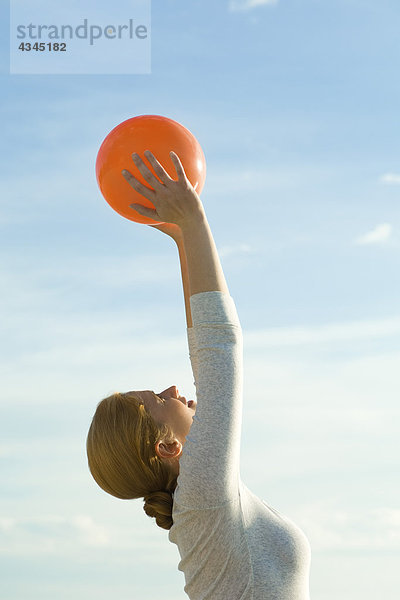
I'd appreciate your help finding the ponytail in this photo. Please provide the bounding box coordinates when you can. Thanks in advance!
[143,490,174,530]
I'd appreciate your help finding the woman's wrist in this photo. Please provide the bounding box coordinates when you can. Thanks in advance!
[149,222,183,244]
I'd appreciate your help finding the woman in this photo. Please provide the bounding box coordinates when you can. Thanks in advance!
[87,150,312,599]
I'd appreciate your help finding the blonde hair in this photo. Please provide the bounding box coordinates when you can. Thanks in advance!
[86,392,177,530]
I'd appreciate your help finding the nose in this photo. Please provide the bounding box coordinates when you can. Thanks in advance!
[160,385,180,399]
[158,385,195,410]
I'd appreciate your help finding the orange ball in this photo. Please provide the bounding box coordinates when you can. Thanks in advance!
[95,114,207,225]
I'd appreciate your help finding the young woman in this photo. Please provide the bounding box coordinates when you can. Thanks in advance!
[87,150,312,599]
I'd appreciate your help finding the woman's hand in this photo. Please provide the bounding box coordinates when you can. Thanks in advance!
[121,150,205,228]
[148,221,184,244]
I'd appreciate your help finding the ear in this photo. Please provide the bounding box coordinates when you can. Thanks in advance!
[155,438,183,461]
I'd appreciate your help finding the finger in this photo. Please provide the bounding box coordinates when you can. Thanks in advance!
[122,170,156,202]
[130,203,159,220]
[143,150,173,184]
[131,153,164,190]
[169,151,188,182]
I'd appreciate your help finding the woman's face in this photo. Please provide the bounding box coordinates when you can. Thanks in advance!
[126,385,196,445]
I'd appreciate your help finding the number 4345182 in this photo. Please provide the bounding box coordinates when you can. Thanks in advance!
[18,42,67,51]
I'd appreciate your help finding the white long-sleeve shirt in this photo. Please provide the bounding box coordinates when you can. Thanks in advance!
[169,291,311,600]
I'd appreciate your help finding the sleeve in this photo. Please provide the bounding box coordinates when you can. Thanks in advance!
[175,291,243,509]
[186,326,199,389]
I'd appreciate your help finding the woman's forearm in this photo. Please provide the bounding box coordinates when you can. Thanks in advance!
[176,238,193,329]
[180,214,229,297]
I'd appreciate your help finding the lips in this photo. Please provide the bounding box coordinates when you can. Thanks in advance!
[179,396,195,409]
[160,392,195,409]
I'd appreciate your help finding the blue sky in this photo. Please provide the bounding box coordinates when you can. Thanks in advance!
[1,0,400,598]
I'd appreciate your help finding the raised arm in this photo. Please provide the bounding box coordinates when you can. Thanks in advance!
[122,150,229,298]
[122,150,243,506]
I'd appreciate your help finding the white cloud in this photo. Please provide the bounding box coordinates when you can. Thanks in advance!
[299,504,400,551]
[0,508,178,562]
[380,173,400,185]
[0,515,109,555]
[206,163,329,196]
[353,223,393,245]
[0,252,179,327]
[229,0,278,12]
[244,313,400,347]
[219,242,254,258]
[71,515,109,546]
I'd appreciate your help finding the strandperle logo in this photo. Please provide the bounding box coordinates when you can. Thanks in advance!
[16,18,148,46]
